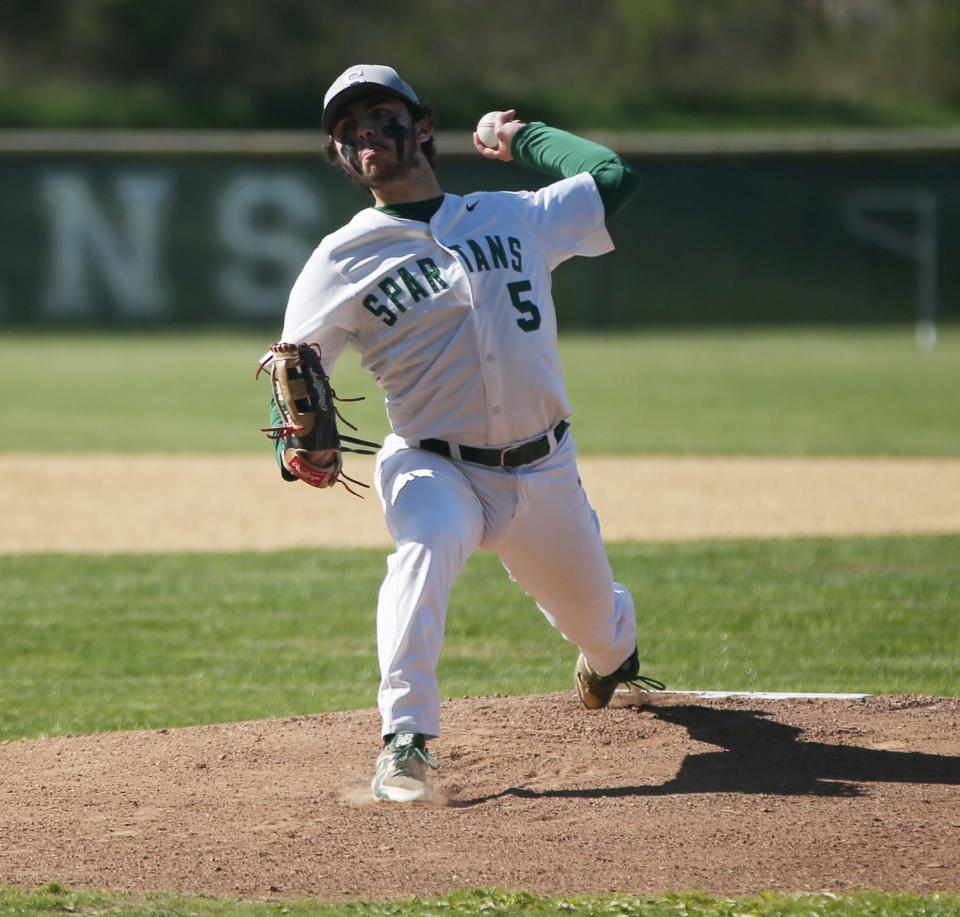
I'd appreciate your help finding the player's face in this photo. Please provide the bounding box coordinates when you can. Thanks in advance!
[331,95,422,188]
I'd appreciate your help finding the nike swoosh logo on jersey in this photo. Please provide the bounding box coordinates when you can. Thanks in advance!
[466,201,478,212]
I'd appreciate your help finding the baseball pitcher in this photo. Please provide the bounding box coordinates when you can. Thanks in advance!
[260,64,663,803]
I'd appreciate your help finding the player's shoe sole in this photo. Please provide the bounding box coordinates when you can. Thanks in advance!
[371,731,439,803]
[575,647,665,709]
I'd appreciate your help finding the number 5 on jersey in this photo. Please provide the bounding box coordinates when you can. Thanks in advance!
[507,280,542,332]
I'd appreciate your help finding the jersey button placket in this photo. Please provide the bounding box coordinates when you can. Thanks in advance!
[465,278,506,442]
[477,317,506,442]
[433,222,501,445]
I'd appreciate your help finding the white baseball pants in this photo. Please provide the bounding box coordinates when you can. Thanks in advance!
[373,430,637,739]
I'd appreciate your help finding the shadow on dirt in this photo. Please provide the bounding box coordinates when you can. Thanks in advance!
[450,703,960,807]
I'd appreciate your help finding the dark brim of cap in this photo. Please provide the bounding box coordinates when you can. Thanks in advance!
[322,84,413,133]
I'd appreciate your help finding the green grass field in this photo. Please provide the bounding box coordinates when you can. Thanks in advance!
[1,535,957,742]
[2,325,958,915]
[1,325,958,454]
[2,885,959,917]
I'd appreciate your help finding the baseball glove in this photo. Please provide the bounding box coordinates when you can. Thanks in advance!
[257,342,379,495]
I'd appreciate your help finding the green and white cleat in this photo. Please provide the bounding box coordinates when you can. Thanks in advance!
[372,731,439,803]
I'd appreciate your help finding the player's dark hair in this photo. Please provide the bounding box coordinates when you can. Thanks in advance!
[325,99,437,189]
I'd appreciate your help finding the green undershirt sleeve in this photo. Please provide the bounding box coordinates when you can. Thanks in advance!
[510,122,640,219]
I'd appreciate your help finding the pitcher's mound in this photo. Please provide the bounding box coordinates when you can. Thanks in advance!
[1,691,958,900]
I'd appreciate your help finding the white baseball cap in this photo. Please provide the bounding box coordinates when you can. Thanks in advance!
[321,65,419,132]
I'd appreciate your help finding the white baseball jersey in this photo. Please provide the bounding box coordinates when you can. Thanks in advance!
[280,171,612,447]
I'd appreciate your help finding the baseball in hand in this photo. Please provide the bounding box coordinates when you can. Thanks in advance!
[476,111,502,148]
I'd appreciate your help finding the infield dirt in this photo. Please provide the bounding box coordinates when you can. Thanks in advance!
[3,454,960,552]
[2,453,958,900]
[1,691,958,900]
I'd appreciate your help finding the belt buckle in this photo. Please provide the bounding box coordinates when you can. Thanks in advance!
[501,434,549,468]
[500,443,524,468]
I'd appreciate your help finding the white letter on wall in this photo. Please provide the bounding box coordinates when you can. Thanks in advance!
[41,171,173,319]
[216,173,323,319]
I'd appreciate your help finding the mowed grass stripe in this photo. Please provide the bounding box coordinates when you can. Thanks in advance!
[2,885,960,917]
[1,534,957,741]
[1,325,958,454]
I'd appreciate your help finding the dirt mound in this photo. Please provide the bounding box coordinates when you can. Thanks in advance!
[1,691,958,900]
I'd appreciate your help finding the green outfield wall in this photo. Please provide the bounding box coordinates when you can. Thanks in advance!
[1,130,957,329]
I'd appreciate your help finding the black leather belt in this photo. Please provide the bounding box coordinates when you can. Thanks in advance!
[420,420,569,469]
